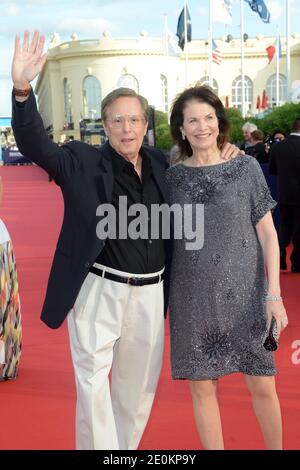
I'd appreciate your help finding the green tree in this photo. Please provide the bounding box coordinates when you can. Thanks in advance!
[155,111,172,150]
[226,102,300,145]
[226,108,244,144]
[253,103,300,137]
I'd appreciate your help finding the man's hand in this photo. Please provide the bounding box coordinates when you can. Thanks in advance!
[12,30,47,90]
[220,142,244,160]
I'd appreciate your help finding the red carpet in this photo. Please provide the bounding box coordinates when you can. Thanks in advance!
[0,165,299,450]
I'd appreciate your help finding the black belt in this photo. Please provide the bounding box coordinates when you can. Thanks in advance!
[90,266,164,286]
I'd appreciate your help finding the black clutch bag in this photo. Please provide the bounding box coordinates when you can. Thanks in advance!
[263,316,279,351]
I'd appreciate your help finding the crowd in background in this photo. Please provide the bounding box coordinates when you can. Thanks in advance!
[0,128,16,150]
[241,121,287,163]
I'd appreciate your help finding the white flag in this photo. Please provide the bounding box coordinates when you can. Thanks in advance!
[163,14,180,56]
[211,0,233,25]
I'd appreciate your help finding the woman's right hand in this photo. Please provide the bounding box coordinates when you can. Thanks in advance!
[12,30,47,89]
[266,300,288,336]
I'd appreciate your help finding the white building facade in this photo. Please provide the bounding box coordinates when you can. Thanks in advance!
[35,32,300,142]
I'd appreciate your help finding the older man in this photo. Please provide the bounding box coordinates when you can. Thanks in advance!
[11,31,238,450]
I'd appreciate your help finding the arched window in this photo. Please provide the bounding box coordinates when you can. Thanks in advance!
[117,74,139,93]
[63,78,73,124]
[83,76,101,119]
[232,75,253,112]
[266,74,287,106]
[197,76,218,94]
[160,74,168,113]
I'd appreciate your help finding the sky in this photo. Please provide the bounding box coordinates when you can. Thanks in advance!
[0,0,299,116]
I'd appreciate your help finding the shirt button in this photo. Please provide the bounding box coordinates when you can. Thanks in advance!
[149,240,152,245]
[85,261,90,268]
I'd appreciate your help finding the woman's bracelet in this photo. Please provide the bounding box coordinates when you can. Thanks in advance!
[265,295,282,302]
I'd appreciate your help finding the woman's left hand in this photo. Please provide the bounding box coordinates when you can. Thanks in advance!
[220,142,243,160]
[266,300,288,336]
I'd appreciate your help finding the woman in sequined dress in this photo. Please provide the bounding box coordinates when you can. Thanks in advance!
[166,86,288,450]
[0,177,22,381]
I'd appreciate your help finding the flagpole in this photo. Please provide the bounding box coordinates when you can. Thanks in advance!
[164,13,169,56]
[240,0,245,118]
[286,0,291,101]
[184,0,188,86]
[208,0,213,88]
[276,25,280,107]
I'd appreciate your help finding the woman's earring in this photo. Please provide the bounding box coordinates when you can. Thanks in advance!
[181,132,186,141]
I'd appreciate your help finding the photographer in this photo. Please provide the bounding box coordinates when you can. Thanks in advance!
[265,128,287,156]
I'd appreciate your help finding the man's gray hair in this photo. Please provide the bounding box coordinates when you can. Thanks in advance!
[101,87,149,121]
[242,121,258,133]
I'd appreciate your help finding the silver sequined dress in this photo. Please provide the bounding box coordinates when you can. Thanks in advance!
[166,155,277,380]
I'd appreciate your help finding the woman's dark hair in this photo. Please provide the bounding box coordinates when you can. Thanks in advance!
[271,128,287,140]
[170,85,230,161]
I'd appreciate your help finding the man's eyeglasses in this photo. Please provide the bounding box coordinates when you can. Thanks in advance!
[106,115,146,129]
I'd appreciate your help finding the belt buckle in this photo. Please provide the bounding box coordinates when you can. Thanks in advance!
[127,276,142,286]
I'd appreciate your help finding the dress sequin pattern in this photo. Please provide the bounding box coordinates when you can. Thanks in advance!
[166,155,277,380]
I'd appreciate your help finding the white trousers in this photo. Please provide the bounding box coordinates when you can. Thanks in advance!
[67,263,165,450]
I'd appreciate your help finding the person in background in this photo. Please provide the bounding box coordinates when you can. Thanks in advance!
[272,129,287,143]
[0,176,22,381]
[241,121,258,151]
[169,143,180,165]
[247,129,268,163]
[269,119,300,272]
[265,129,287,157]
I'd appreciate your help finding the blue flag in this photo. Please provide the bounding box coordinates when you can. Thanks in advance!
[244,0,270,23]
[176,6,192,51]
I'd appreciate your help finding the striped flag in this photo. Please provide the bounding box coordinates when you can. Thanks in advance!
[212,39,223,65]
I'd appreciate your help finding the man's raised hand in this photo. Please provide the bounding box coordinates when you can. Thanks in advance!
[12,30,47,89]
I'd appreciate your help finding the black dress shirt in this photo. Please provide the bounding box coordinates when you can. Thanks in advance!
[95,144,165,273]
